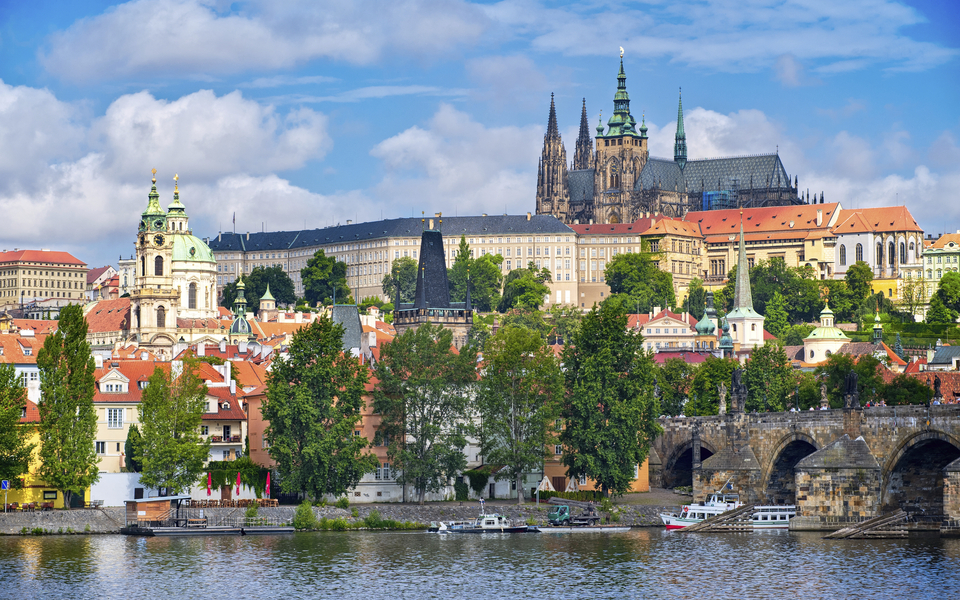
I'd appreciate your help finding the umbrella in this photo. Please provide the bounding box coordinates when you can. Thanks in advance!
[265,472,271,498]
[236,472,241,496]
[207,472,211,496]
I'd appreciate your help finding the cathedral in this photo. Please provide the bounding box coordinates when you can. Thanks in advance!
[536,56,804,224]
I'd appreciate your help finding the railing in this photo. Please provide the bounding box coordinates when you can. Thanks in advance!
[209,435,241,443]
[136,505,286,529]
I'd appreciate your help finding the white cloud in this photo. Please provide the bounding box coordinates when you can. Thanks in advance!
[240,75,339,89]
[272,85,467,104]
[41,0,489,83]
[370,103,543,214]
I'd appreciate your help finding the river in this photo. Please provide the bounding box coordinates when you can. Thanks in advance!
[2,530,958,599]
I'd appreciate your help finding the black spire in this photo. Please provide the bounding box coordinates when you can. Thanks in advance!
[573,98,593,170]
[674,88,687,169]
[546,93,560,140]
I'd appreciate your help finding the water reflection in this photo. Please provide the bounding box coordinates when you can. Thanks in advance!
[0,530,958,599]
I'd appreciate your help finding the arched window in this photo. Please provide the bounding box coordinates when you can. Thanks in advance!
[876,243,883,267]
[751,324,756,332]
[809,350,815,359]
[839,245,846,266]
[140,255,145,276]
[888,241,895,265]
[856,244,863,262]
[899,242,906,264]
[188,283,197,309]
[156,306,165,328]
[154,255,163,276]
[927,269,933,279]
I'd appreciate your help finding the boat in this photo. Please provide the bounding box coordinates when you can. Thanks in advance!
[659,488,796,531]
[429,500,534,534]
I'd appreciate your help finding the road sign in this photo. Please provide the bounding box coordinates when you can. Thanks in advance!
[1,480,8,490]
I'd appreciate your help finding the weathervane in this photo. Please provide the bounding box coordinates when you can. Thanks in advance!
[620,46,624,58]
[151,168,157,184]
[174,173,179,192]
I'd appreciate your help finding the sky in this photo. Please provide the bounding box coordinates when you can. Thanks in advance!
[0,0,958,269]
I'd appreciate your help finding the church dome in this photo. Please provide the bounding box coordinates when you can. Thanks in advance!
[694,316,716,336]
[172,234,216,263]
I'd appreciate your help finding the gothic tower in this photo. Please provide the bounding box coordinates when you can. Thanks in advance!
[535,93,569,221]
[674,88,687,170]
[131,170,179,359]
[572,98,593,170]
[725,210,765,351]
[593,54,648,224]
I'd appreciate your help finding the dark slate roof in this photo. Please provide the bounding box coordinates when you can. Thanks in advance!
[568,169,595,204]
[413,230,452,309]
[636,154,793,193]
[929,345,960,365]
[205,215,575,253]
[795,435,879,470]
[331,304,362,351]
[700,445,760,472]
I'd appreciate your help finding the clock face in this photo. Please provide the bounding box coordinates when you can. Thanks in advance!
[154,234,164,246]
[154,219,165,230]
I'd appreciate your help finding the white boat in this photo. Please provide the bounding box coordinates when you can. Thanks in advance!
[429,501,533,534]
[659,491,795,530]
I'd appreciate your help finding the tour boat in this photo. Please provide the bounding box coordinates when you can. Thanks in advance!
[659,493,796,530]
[429,500,533,533]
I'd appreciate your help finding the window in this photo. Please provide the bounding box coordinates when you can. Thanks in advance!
[201,425,209,435]
[223,425,231,438]
[856,243,863,262]
[155,255,163,276]
[223,450,231,460]
[900,242,906,264]
[156,306,165,328]
[107,408,123,429]
[188,283,197,309]
[555,445,562,455]
[96,441,106,454]
[839,245,846,266]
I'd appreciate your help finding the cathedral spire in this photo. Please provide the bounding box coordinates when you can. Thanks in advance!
[573,98,593,170]
[535,93,569,218]
[732,210,753,311]
[674,88,687,169]
[143,168,164,216]
[546,93,560,140]
[604,53,637,137]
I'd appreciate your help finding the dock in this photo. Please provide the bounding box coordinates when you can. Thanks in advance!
[822,510,909,539]
[122,494,293,537]
[678,504,756,533]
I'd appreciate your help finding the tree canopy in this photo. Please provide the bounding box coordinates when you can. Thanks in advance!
[743,343,795,412]
[845,261,874,306]
[937,271,960,313]
[814,353,884,407]
[221,266,296,313]
[681,278,707,321]
[448,237,505,312]
[0,363,35,488]
[926,294,957,325]
[498,262,552,312]
[560,301,661,496]
[373,323,477,504]
[604,251,675,313]
[382,256,417,304]
[36,304,99,507]
[263,316,377,498]
[655,358,696,417]
[301,250,352,306]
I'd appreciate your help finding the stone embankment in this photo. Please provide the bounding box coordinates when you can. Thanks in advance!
[0,502,680,534]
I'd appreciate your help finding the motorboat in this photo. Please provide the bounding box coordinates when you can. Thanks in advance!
[659,486,795,530]
[429,500,533,533]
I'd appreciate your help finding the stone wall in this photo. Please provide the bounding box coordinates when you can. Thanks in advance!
[794,468,880,519]
[0,508,125,535]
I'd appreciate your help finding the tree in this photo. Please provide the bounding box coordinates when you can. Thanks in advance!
[500,308,550,339]
[221,266,296,312]
[936,271,960,313]
[688,355,738,415]
[382,256,417,304]
[764,292,789,339]
[137,359,211,493]
[605,252,675,313]
[477,326,563,504]
[448,237,505,312]
[263,316,378,498]
[560,301,661,496]
[781,324,815,346]
[301,250,351,306]
[681,278,707,321]
[36,304,98,508]
[845,261,874,307]
[373,323,477,504]
[0,363,35,488]
[881,374,932,406]
[498,262,552,312]
[124,424,142,473]
[926,294,957,325]
[743,343,793,412]
[899,275,928,318]
[656,358,697,417]
[547,304,582,345]
[814,353,884,407]
[448,236,472,303]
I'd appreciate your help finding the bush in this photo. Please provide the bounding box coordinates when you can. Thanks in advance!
[335,497,350,510]
[351,508,359,518]
[454,480,469,502]
[245,505,259,519]
[536,490,603,503]
[293,500,318,530]
[364,509,383,528]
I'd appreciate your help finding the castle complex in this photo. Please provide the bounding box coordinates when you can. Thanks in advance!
[536,56,806,224]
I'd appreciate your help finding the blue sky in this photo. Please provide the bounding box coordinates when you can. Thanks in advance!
[0,0,957,269]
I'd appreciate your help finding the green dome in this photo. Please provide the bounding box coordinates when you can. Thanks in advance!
[172,234,215,263]
[694,317,716,336]
[230,316,252,335]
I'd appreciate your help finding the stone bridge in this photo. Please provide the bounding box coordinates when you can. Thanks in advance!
[649,405,960,525]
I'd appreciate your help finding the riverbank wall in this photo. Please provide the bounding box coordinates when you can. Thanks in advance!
[0,503,678,535]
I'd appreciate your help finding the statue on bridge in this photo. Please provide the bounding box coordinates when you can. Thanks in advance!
[843,370,860,409]
[933,375,943,403]
[718,381,727,415]
[820,381,829,409]
[731,369,747,413]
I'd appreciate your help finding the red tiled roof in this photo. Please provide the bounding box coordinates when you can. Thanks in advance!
[652,350,712,364]
[833,206,923,234]
[11,319,58,334]
[20,399,40,424]
[0,249,86,266]
[87,266,114,285]
[570,218,657,235]
[627,309,699,330]
[686,203,841,238]
[85,298,131,333]
[203,387,247,420]
[931,233,960,249]
[0,333,49,365]
[93,360,168,403]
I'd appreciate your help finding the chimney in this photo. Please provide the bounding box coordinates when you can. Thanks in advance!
[429,219,434,229]
[526,212,531,221]
[223,360,232,384]
[94,355,104,368]
[218,233,221,242]
[197,342,205,357]
[239,339,248,354]
[230,379,236,395]
[140,351,148,361]
[219,339,226,353]
[816,209,823,227]
[654,306,661,316]
[347,220,352,225]
[246,232,250,240]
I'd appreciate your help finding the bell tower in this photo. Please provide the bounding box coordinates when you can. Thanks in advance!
[131,170,179,359]
[535,93,569,220]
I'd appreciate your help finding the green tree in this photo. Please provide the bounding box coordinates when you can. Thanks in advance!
[0,363,35,487]
[301,250,351,306]
[743,343,793,412]
[845,261,874,306]
[926,294,957,325]
[36,304,98,507]
[448,236,473,303]
[478,326,563,504]
[656,358,697,417]
[560,301,661,496]
[881,374,932,405]
[796,371,821,410]
[937,271,960,313]
[764,292,789,339]
[500,308,550,339]
[688,355,738,415]
[681,278,707,321]
[605,252,675,313]
[382,256,417,304]
[466,254,505,312]
[263,316,378,498]
[124,424,142,473]
[498,262,552,312]
[137,358,211,493]
[547,304,582,345]
[781,324,815,346]
[373,323,477,504]
[814,353,884,407]
[898,275,927,319]
[221,266,296,313]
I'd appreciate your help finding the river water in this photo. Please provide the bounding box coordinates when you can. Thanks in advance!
[2,530,958,599]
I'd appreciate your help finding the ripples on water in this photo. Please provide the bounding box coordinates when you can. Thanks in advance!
[2,530,958,599]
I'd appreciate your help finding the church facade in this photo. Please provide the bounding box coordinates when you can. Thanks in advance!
[536,57,805,225]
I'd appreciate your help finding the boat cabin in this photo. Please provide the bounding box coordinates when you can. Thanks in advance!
[124,495,192,527]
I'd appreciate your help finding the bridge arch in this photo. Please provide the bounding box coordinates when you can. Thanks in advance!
[760,432,820,505]
[880,430,960,516]
[662,440,718,489]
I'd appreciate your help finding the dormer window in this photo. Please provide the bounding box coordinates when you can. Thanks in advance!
[221,402,230,410]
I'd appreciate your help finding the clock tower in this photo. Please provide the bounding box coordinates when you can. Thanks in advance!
[131,170,180,359]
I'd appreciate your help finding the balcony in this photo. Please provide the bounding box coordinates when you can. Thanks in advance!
[209,435,242,444]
